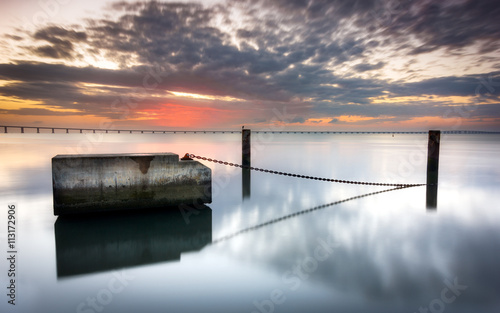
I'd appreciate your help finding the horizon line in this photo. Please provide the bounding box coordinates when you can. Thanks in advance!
[1,125,500,135]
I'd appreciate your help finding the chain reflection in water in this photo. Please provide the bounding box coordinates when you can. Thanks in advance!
[212,185,417,244]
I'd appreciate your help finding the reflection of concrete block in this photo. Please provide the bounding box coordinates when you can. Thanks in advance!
[52,153,211,215]
[55,206,212,277]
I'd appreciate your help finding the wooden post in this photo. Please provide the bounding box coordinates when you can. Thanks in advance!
[21,127,24,133]
[426,130,440,209]
[242,129,251,199]
[37,128,40,133]
[4,126,6,133]
[242,129,251,167]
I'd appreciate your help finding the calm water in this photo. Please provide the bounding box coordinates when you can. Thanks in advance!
[1,132,499,313]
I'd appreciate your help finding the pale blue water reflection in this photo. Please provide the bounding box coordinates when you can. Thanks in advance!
[0,133,499,313]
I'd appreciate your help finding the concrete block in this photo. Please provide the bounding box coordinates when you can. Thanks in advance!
[52,153,211,215]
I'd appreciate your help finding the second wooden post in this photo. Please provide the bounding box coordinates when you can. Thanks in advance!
[426,130,440,209]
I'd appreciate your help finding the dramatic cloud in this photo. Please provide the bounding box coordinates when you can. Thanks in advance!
[0,0,499,130]
[31,26,87,59]
[383,0,500,54]
[354,62,386,72]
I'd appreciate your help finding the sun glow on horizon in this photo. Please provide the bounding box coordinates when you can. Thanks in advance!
[126,102,238,128]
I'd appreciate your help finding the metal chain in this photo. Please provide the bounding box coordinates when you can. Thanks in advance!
[187,154,425,187]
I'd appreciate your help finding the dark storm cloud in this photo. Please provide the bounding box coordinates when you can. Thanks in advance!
[1,60,499,122]
[391,72,500,97]
[0,80,82,102]
[85,0,373,76]
[33,26,87,42]
[382,0,500,54]
[321,102,500,120]
[87,1,223,69]
[354,61,385,72]
[258,0,500,55]
[0,62,142,86]
[0,79,122,117]
[31,45,74,59]
[30,26,87,60]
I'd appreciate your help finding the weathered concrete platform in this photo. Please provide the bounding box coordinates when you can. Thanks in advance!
[52,153,211,215]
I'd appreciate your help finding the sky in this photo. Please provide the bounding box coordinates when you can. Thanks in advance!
[0,0,499,131]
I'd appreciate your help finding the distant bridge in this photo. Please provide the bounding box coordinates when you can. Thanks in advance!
[0,125,498,135]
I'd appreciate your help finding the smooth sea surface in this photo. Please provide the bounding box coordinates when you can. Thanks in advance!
[1,132,499,313]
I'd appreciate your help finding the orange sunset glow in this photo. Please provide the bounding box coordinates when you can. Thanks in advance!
[0,0,498,131]
[135,103,237,128]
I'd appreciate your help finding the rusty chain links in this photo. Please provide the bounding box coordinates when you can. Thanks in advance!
[187,154,426,188]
